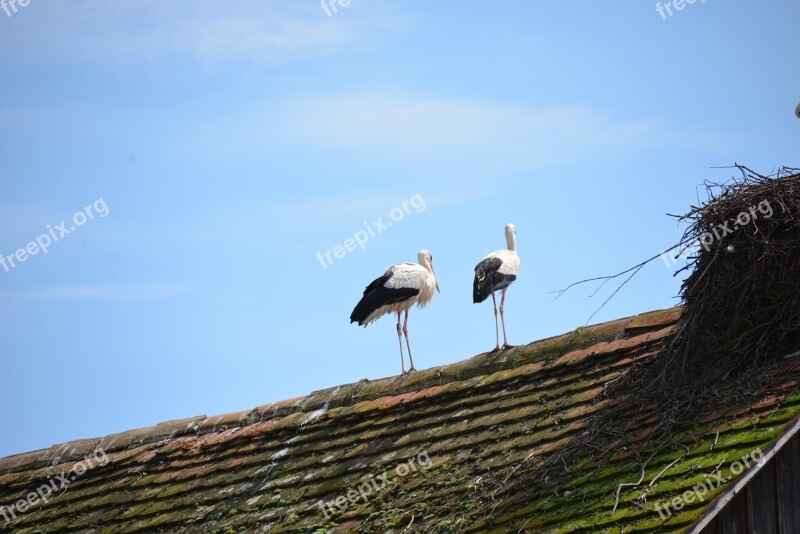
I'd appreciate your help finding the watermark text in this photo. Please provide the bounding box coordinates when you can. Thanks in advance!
[318,450,432,519]
[1,198,110,274]
[655,447,765,519]
[321,0,349,17]
[661,199,772,268]
[1,0,31,17]
[656,0,707,20]
[0,447,109,525]
[316,193,426,269]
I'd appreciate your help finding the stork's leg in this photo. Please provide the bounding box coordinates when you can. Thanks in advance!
[403,308,416,371]
[396,311,406,374]
[500,288,514,349]
[490,292,501,352]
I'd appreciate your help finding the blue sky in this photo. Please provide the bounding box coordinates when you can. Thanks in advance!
[0,0,798,459]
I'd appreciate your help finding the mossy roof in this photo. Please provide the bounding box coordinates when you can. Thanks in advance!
[1,307,799,533]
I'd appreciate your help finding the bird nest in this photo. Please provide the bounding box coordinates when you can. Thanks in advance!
[663,165,800,391]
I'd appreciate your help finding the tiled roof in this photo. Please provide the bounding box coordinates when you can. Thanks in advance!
[1,307,799,533]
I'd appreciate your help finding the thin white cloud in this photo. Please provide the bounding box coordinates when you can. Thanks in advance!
[175,89,731,177]
[0,285,189,301]
[206,92,725,173]
[280,94,657,152]
[1,1,411,65]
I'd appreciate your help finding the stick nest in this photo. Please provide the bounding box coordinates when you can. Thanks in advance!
[664,165,800,391]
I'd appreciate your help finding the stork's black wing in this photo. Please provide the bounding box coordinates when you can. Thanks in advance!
[473,256,515,303]
[350,270,419,325]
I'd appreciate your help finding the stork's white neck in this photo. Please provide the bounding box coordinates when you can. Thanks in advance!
[417,251,433,272]
[506,229,516,251]
[419,257,432,271]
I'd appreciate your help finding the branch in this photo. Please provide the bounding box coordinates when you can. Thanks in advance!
[550,236,697,325]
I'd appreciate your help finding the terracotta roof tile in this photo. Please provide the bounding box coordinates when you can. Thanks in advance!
[2,307,799,533]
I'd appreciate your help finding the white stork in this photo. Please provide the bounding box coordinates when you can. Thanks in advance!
[350,249,440,374]
[473,223,519,352]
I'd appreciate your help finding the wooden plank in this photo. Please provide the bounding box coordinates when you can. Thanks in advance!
[775,434,800,533]
[747,457,777,534]
[717,487,748,533]
[703,514,720,534]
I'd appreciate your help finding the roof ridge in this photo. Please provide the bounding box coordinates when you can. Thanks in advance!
[0,307,681,477]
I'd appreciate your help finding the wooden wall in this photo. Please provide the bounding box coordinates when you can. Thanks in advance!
[702,432,800,533]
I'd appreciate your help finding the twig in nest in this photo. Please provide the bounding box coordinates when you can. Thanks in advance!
[648,457,681,488]
[612,450,658,513]
[551,245,678,300]
[550,237,695,325]
[637,457,682,505]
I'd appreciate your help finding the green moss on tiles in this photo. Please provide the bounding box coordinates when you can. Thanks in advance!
[307,522,339,533]
[129,472,160,488]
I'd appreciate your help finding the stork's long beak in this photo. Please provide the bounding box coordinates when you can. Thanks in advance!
[432,264,440,293]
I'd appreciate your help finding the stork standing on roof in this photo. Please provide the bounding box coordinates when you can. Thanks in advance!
[350,250,440,374]
[473,224,519,352]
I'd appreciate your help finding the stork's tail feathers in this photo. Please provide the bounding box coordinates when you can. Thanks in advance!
[473,269,495,303]
[350,300,373,326]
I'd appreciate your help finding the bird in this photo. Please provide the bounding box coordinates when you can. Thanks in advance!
[473,223,520,352]
[350,249,439,374]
